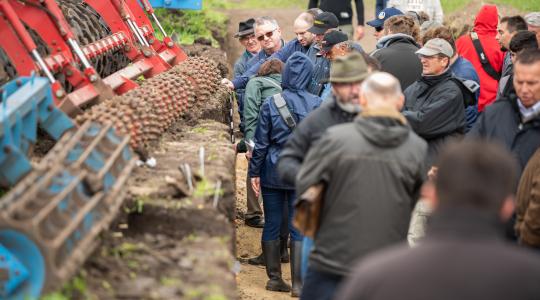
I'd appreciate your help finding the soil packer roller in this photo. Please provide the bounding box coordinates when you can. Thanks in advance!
[0,0,224,298]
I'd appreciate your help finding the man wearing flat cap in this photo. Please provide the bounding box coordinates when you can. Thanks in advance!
[402,38,466,166]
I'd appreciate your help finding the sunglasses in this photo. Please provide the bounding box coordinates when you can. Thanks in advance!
[375,26,383,32]
[257,29,277,41]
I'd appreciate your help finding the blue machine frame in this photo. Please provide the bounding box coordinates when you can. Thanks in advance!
[147,0,202,10]
[0,76,136,299]
[0,75,74,187]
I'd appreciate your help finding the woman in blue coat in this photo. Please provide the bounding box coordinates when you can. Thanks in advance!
[249,52,322,296]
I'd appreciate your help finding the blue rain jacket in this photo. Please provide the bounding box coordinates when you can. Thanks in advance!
[249,52,322,189]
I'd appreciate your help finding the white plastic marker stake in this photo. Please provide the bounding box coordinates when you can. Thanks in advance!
[213,180,222,209]
[199,146,205,177]
[178,163,194,193]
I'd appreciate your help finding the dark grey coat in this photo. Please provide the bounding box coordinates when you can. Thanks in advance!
[277,95,357,186]
[335,208,540,300]
[296,112,427,276]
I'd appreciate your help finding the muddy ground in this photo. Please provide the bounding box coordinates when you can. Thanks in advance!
[61,51,239,299]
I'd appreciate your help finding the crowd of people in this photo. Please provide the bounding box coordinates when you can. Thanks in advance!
[223,1,540,299]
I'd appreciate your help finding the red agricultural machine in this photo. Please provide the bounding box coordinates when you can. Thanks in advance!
[0,0,222,298]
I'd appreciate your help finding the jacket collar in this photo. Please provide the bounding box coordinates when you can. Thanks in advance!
[420,68,452,86]
[376,33,419,49]
[360,107,407,125]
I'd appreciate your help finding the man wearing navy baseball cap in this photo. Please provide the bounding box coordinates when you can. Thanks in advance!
[366,7,403,40]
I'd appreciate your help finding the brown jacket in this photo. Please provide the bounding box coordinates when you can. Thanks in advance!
[515,148,540,246]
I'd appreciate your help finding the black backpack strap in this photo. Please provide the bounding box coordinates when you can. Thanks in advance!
[273,94,297,129]
[451,77,479,107]
[470,32,501,81]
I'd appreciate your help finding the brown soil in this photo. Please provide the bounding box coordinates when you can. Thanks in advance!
[77,118,238,300]
[66,49,239,299]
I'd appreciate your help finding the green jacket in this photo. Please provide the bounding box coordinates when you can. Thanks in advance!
[243,73,282,142]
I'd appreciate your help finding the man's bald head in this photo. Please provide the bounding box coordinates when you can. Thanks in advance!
[360,72,404,110]
[294,12,315,47]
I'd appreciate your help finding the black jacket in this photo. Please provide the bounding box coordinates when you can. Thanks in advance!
[296,109,427,276]
[403,69,466,165]
[277,96,357,186]
[468,95,540,175]
[371,34,422,91]
[308,0,364,25]
[335,208,540,300]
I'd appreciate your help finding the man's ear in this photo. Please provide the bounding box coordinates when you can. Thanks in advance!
[395,94,405,110]
[359,92,368,108]
[500,195,515,222]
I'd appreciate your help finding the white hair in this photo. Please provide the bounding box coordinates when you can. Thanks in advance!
[360,72,403,103]
[254,16,279,31]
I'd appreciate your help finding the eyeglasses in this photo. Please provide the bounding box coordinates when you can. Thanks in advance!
[257,29,277,41]
[375,26,383,33]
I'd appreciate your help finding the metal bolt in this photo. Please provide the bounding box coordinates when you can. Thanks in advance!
[148,39,154,44]
[65,69,73,77]
[90,74,98,82]
[167,41,174,48]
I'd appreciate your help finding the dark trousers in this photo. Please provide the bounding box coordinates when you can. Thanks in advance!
[301,267,344,300]
[261,187,302,241]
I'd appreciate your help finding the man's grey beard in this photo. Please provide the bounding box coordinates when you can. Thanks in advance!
[335,96,362,113]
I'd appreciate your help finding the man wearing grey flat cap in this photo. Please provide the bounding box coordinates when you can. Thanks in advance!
[402,38,466,166]
[525,12,540,45]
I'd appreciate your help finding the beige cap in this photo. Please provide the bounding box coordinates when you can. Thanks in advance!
[416,38,454,58]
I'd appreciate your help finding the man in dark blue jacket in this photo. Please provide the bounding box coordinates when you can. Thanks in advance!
[249,52,322,297]
[223,13,316,93]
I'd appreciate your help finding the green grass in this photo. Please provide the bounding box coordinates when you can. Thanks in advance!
[154,0,229,46]
[441,0,540,13]
[234,0,305,9]
[490,0,540,12]
[440,0,470,13]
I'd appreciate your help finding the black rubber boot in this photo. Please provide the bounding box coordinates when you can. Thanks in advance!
[262,240,291,292]
[280,237,290,263]
[290,240,303,297]
[247,252,264,265]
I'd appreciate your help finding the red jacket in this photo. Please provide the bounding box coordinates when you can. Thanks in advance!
[456,5,504,112]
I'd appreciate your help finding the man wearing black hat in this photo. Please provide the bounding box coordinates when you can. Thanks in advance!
[234,18,261,78]
[233,18,261,148]
[308,0,365,40]
[317,30,366,99]
[305,12,340,96]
